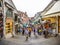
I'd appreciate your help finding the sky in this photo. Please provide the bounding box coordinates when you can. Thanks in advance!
[12,0,52,17]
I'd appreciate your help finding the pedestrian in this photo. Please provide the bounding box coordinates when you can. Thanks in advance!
[48,27,52,37]
[52,28,56,37]
[43,28,47,38]
[43,22,49,38]
[33,28,38,38]
[22,28,25,35]
[28,27,32,37]
[18,29,20,34]
[33,28,35,35]
[44,29,48,38]
[25,28,29,41]
[37,27,42,35]
[20,28,22,34]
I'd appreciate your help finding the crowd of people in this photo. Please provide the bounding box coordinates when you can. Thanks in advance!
[17,25,54,41]
[16,20,57,41]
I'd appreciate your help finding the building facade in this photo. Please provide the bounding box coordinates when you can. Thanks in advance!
[0,0,4,38]
[41,0,60,35]
[32,12,41,26]
[32,0,60,35]
[0,0,18,38]
[18,11,29,27]
[14,9,19,35]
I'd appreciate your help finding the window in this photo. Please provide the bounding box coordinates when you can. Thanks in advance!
[14,14,18,21]
[0,0,2,7]
[6,8,13,17]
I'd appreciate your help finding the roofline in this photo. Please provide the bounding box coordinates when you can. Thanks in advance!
[45,11,60,15]
[41,0,59,14]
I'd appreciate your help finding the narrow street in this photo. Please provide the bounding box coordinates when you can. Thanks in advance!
[0,0,60,45]
[0,33,60,45]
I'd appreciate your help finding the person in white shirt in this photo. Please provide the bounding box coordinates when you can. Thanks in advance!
[25,28,29,41]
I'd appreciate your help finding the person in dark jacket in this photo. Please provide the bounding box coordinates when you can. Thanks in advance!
[22,28,25,35]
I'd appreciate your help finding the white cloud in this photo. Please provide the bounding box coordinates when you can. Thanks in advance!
[12,0,52,17]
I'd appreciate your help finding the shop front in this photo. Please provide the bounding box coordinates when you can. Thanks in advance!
[5,18,13,38]
[42,15,60,34]
[42,16,57,34]
[0,0,3,38]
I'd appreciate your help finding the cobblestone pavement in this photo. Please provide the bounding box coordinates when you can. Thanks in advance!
[0,34,60,45]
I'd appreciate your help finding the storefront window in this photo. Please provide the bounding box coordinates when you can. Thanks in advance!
[6,8,13,17]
